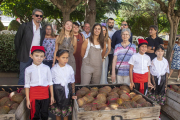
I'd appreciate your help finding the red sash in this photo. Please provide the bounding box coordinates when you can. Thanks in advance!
[133,72,148,94]
[30,86,49,120]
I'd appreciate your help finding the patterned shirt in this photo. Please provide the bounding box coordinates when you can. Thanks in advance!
[114,43,136,76]
[42,38,56,61]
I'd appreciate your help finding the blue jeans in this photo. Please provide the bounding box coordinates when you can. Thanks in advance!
[18,57,33,85]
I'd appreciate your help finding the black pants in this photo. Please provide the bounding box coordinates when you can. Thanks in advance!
[134,82,148,94]
[32,98,49,120]
[108,54,113,75]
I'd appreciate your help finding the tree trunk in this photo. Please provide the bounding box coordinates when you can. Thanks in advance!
[85,0,96,29]
[62,11,70,24]
[166,15,180,62]
[153,13,158,26]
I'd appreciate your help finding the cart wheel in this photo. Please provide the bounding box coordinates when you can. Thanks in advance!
[111,115,123,120]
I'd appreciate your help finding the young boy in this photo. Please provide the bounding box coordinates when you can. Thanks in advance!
[128,39,153,94]
[24,46,54,120]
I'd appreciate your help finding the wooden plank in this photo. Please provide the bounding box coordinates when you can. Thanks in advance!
[166,89,180,104]
[15,98,28,119]
[0,114,15,120]
[166,97,180,113]
[162,104,180,120]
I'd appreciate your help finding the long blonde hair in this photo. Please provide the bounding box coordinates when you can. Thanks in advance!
[102,26,109,43]
[56,20,74,45]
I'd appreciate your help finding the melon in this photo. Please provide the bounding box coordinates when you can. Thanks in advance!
[82,103,92,111]
[172,85,180,91]
[116,98,124,105]
[100,106,112,110]
[109,103,119,110]
[9,91,18,99]
[117,90,128,95]
[108,92,119,98]
[112,87,121,93]
[77,98,86,107]
[98,88,109,94]
[118,106,125,109]
[107,96,118,103]
[76,92,82,99]
[98,92,108,97]
[81,87,90,93]
[131,101,138,108]
[97,103,107,110]
[168,87,175,92]
[0,97,10,106]
[122,101,132,108]
[76,90,87,96]
[5,100,15,107]
[129,92,136,99]
[11,93,24,103]
[142,102,152,107]
[96,94,106,103]
[0,91,9,99]
[120,86,130,93]
[176,91,180,94]
[120,94,130,101]
[136,98,146,104]
[0,106,10,114]
[92,99,102,105]
[82,95,94,103]
[11,103,19,110]
[103,86,112,93]
[86,91,98,97]
[20,88,26,96]
[132,95,142,101]
[90,87,98,92]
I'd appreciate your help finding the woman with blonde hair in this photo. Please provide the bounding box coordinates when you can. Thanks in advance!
[100,26,111,84]
[53,20,77,72]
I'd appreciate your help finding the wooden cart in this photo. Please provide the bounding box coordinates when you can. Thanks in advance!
[0,85,29,120]
[73,84,161,120]
[162,87,180,120]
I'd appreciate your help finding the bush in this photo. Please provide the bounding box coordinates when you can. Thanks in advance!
[0,21,5,31]
[0,34,19,72]
[8,20,20,31]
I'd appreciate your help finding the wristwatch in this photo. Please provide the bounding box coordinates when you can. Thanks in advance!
[151,46,153,50]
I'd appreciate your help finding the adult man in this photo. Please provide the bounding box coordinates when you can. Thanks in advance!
[107,18,116,75]
[111,21,133,49]
[81,23,91,39]
[14,9,46,85]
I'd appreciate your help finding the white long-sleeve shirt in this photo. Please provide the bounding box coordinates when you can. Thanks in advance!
[24,63,53,88]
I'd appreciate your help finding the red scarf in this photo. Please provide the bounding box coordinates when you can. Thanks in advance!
[29,86,49,120]
[133,72,148,94]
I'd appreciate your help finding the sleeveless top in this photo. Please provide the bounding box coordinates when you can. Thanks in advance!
[58,37,76,73]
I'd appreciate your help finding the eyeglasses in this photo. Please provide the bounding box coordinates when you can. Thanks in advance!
[35,14,43,18]
[121,24,127,26]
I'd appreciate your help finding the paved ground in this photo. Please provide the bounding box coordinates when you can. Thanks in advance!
[0,72,176,120]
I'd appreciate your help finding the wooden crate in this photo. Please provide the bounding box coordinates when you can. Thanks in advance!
[162,88,180,120]
[73,84,161,120]
[0,85,29,120]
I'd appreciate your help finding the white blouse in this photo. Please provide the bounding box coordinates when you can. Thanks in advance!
[24,63,53,88]
[150,57,169,85]
[51,63,75,98]
[128,52,151,74]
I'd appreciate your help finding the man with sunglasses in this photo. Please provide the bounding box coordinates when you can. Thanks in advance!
[111,21,133,49]
[14,8,46,85]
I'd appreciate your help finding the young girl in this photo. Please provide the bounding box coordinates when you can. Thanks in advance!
[147,45,169,105]
[53,20,77,73]
[50,49,77,120]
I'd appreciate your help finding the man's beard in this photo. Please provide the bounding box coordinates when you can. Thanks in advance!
[36,19,42,23]
[108,25,113,29]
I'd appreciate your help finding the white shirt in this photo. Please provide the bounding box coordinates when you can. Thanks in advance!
[24,63,53,88]
[81,31,91,39]
[150,57,169,85]
[51,63,75,98]
[30,21,42,55]
[128,53,151,74]
[83,39,102,59]
[108,28,116,54]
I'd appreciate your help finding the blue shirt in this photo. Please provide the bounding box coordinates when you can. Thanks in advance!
[111,30,133,49]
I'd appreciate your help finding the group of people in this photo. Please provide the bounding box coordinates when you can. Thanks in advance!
[14,8,180,120]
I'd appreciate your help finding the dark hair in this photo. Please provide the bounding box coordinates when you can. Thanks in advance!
[31,50,45,55]
[32,8,44,15]
[89,23,104,49]
[44,24,54,37]
[155,45,164,52]
[56,49,69,57]
[108,18,114,21]
[149,25,158,36]
[73,22,79,27]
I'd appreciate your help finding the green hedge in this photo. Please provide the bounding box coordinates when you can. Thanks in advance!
[8,20,20,31]
[0,34,19,72]
[0,21,5,31]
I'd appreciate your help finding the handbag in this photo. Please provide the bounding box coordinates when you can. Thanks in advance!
[115,43,132,82]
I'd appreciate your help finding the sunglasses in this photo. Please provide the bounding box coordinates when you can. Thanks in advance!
[121,24,127,26]
[35,14,43,18]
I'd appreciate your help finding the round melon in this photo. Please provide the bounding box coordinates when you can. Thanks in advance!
[0,91,9,99]
[109,103,119,110]
[9,91,18,99]
[129,92,136,99]
[108,92,119,98]
[103,86,112,93]
[11,103,19,110]
[112,87,121,93]
[82,95,94,103]
[117,90,128,96]
[120,94,130,101]
[90,87,98,92]
[77,98,86,107]
[0,106,10,114]
[120,86,130,93]
[116,98,124,105]
[96,94,106,103]
[132,95,142,101]
[11,93,24,103]
[0,97,10,106]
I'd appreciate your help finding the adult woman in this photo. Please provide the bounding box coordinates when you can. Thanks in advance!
[73,22,85,84]
[53,20,77,73]
[42,24,56,68]
[81,23,106,85]
[111,28,136,85]
[169,37,180,81]
[100,26,111,84]
[145,25,164,60]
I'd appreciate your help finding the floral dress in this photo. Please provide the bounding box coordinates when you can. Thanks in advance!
[171,44,180,69]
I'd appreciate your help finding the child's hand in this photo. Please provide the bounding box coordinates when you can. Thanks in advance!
[111,74,116,83]
[72,96,77,99]
[50,97,55,105]
[130,82,135,90]
[148,82,154,89]
[26,100,31,109]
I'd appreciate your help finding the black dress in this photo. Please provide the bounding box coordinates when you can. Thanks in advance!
[145,36,163,60]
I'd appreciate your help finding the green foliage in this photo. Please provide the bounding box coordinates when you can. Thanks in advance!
[8,20,20,31]
[0,34,19,72]
[0,21,5,31]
